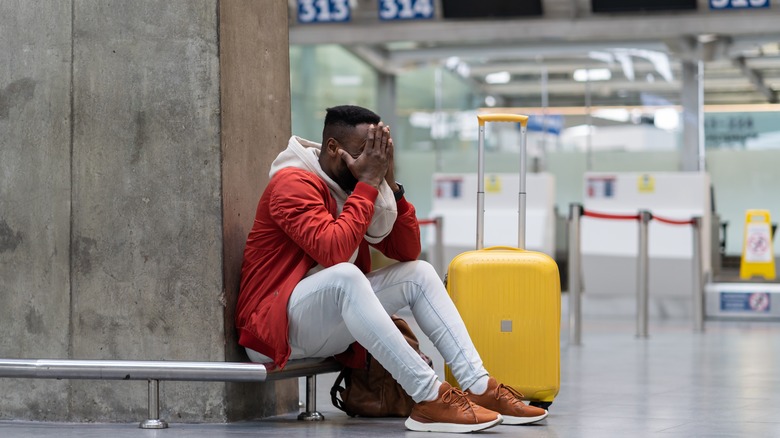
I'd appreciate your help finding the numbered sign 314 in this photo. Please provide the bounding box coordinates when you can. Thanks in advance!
[379,0,434,20]
[710,0,769,9]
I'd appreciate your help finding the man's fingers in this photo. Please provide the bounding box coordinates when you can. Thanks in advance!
[365,124,376,154]
[371,122,384,153]
[365,122,390,157]
[338,149,355,167]
[379,126,389,154]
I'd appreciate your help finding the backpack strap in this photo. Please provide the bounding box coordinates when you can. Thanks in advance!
[329,367,352,415]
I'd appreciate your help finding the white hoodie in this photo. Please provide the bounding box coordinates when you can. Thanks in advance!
[268,135,398,246]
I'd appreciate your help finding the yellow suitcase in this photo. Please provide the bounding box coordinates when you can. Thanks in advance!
[445,114,560,408]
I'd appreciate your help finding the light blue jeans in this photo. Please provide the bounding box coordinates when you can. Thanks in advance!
[246,260,488,402]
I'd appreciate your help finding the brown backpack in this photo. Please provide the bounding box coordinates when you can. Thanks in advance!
[330,315,433,417]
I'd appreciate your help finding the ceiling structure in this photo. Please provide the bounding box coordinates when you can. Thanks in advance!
[288,0,780,109]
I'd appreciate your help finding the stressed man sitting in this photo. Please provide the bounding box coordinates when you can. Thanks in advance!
[235,105,548,433]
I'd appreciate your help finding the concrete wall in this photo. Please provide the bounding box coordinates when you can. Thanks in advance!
[0,0,293,422]
[0,0,73,420]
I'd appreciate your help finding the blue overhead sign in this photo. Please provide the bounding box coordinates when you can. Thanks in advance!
[709,0,769,9]
[297,0,350,23]
[379,0,434,20]
[527,115,564,135]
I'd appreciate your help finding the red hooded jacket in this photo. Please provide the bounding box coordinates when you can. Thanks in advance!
[236,167,421,368]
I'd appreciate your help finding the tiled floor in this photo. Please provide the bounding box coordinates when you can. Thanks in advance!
[2,311,780,437]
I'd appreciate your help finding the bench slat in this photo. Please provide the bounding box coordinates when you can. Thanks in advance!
[0,358,341,382]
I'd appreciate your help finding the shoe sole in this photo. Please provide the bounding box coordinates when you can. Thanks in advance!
[405,415,503,433]
[500,410,548,425]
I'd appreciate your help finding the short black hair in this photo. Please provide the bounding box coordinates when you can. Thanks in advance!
[323,105,381,144]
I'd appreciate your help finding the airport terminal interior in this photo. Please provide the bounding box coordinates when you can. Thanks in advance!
[2,0,780,436]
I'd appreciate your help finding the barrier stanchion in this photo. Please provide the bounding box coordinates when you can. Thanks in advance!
[577,209,703,338]
[568,203,583,346]
[581,209,641,339]
[434,216,445,280]
[418,217,446,280]
[654,214,701,332]
[691,217,705,332]
[636,210,651,339]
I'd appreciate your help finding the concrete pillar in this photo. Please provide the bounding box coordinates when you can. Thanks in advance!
[0,0,294,423]
[219,0,298,420]
[680,59,705,172]
[377,72,397,130]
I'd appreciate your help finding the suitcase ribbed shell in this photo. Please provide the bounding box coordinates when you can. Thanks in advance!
[445,246,560,403]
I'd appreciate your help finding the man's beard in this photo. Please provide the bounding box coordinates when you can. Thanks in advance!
[336,166,359,193]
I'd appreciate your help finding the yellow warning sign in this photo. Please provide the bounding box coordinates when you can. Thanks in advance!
[485,175,502,193]
[740,209,776,280]
[637,174,655,193]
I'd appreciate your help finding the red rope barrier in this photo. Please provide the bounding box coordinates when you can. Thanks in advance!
[417,219,438,226]
[581,209,696,226]
[582,209,640,221]
[652,215,696,226]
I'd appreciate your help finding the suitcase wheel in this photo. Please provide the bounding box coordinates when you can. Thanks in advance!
[530,401,552,410]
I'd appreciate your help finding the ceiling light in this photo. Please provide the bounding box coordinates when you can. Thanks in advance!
[485,71,511,84]
[762,43,780,55]
[330,75,362,86]
[485,96,497,107]
[697,34,719,44]
[456,63,470,78]
[573,68,612,82]
[445,57,460,70]
[593,108,630,122]
[409,112,433,128]
[654,108,679,131]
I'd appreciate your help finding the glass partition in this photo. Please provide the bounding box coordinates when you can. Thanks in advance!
[289,44,780,257]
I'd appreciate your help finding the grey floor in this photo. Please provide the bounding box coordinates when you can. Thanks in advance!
[2,311,780,437]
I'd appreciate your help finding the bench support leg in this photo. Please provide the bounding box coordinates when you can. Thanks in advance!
[297,374,325,421]
[140,379,168,429]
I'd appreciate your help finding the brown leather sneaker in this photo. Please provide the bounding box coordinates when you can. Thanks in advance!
[465,377,548,425]
[405,382,503,433]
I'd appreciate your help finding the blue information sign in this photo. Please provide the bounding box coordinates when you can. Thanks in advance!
[298,0,351,24]
[527,115,564,135]
[379,0,434,20]
[710,0,769,9]
[720,292,771,312]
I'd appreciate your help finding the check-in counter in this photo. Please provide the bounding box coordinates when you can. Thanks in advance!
[580,172,711,318]
[428,173,556,274]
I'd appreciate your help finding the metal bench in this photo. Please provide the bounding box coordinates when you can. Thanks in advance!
[0,357,343,429]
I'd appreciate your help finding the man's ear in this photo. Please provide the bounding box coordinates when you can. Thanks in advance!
[324,138,339,157]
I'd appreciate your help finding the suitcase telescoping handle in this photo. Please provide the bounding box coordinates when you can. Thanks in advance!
[476,114,529,251]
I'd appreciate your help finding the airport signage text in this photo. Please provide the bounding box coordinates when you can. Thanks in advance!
[379,0,434,20]
[297,0,350,23]
[709,0,769,9]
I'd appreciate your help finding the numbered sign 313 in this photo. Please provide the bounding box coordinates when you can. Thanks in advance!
[298,0,350,24]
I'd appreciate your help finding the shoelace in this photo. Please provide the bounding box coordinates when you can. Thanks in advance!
[495,383,526,406]
[442,386,476,410]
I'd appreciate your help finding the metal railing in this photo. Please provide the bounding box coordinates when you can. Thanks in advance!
[0,357,342,429]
